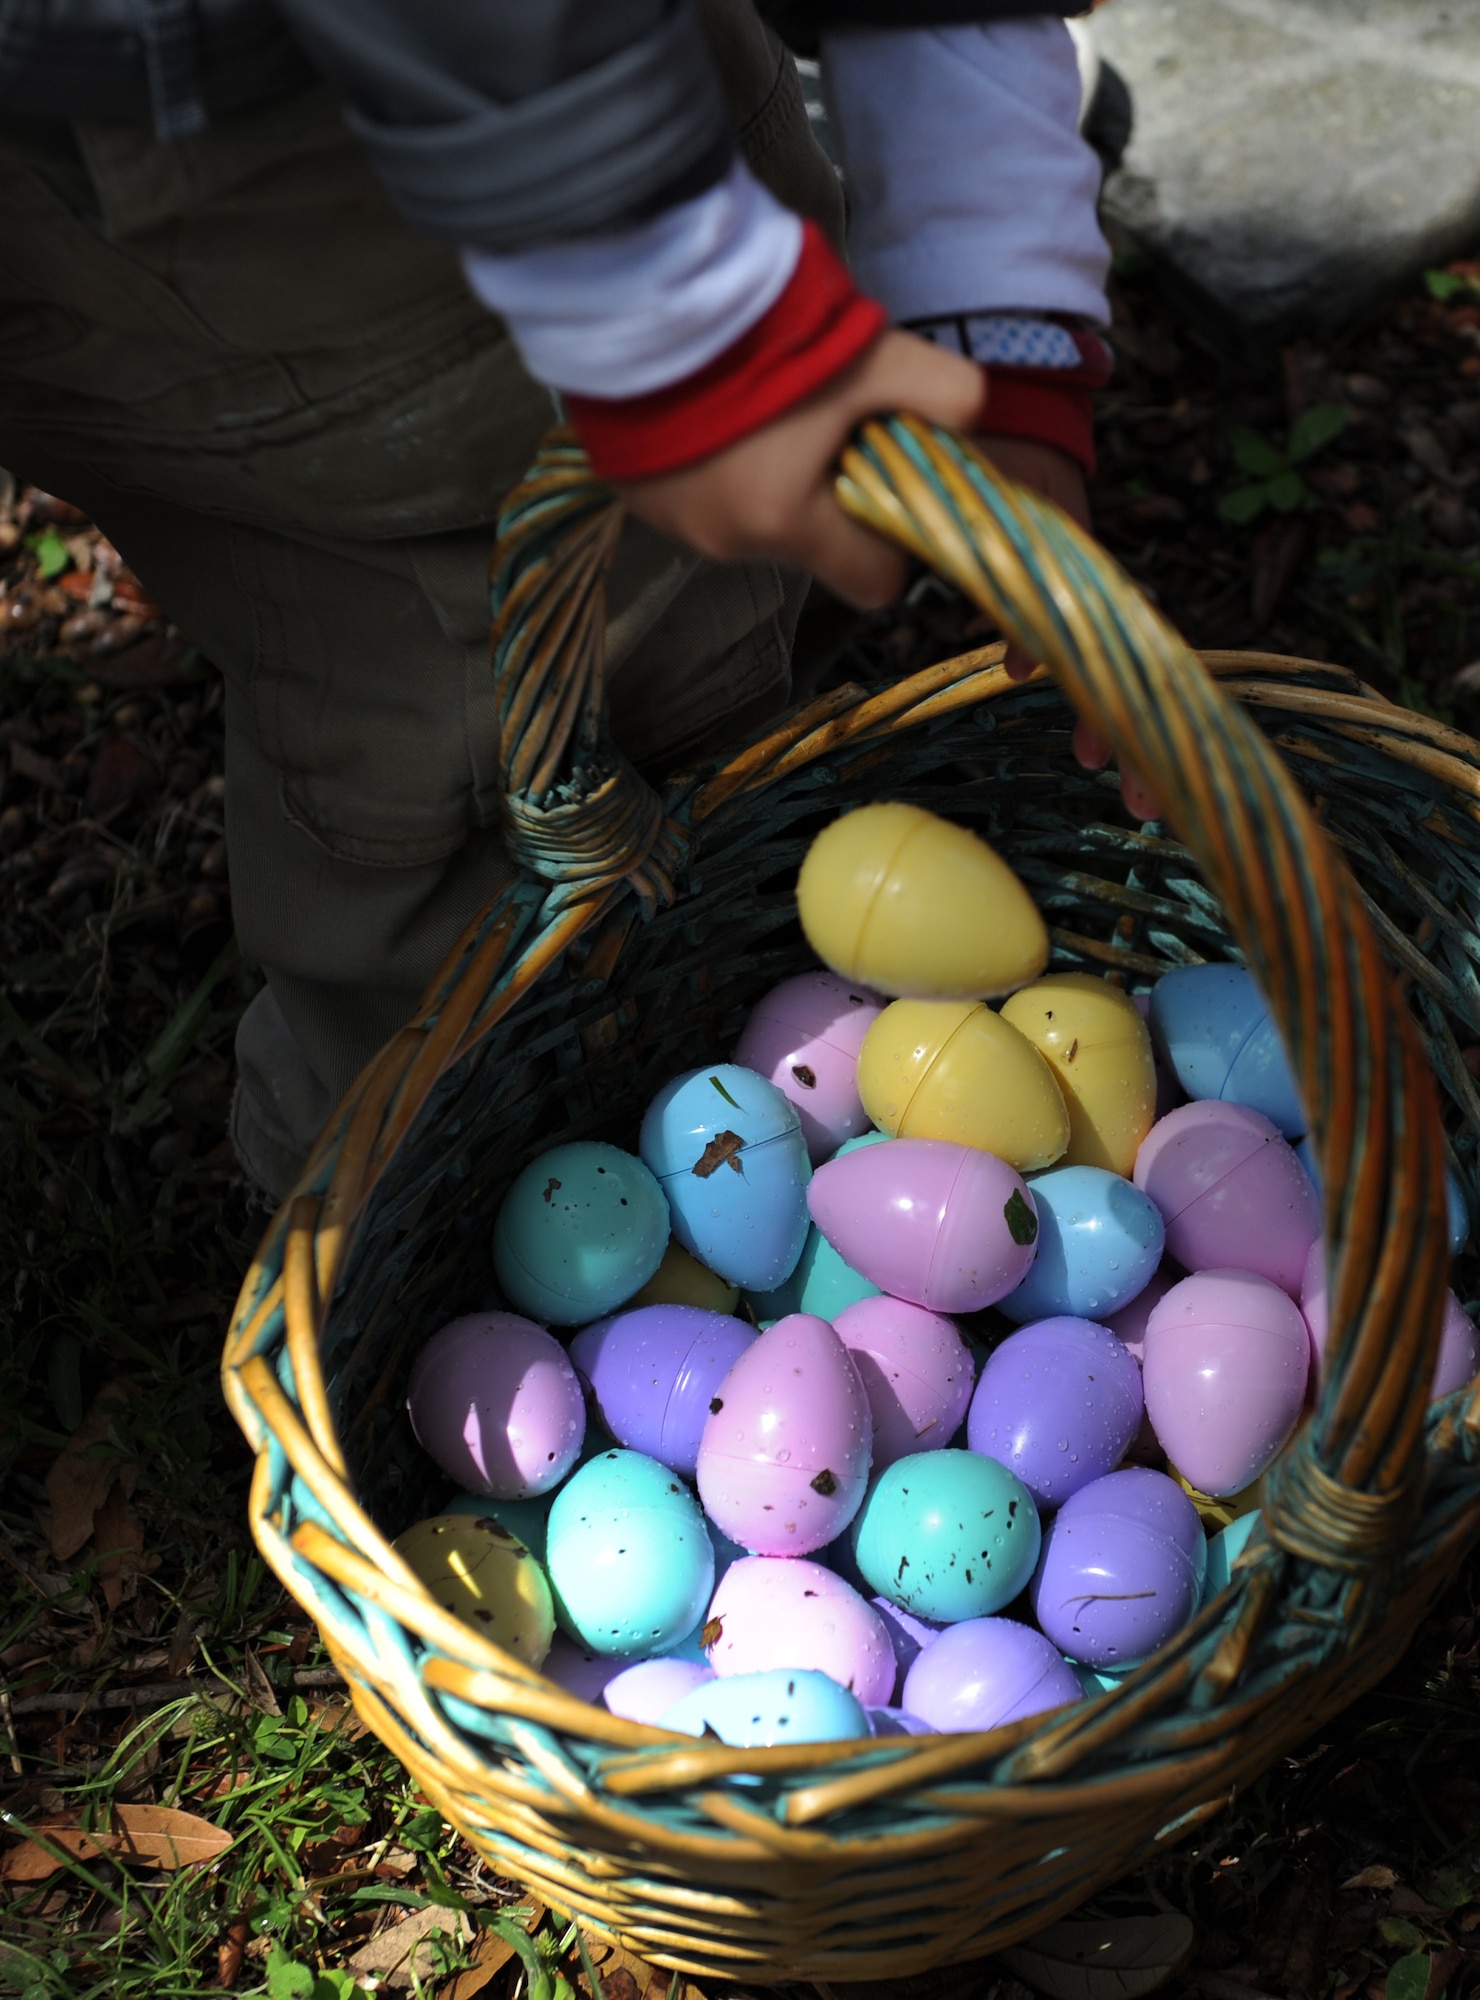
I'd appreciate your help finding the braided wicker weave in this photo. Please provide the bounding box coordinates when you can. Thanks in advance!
[223,420,1480,1983]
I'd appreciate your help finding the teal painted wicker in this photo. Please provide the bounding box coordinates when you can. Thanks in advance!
[224,421,1480,1982]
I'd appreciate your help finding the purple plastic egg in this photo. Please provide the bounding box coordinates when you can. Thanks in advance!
[696,1313,872,1554]
[966,1316,1144,1509]
[541,1634,621,1704]
[407,1314,585,1499]
[1302,1239,1480,1402]
[869,1706,937,1736]
[703,1555,896,1706]
[807,1137,1039,1313]
[732,972,884,1163]
[833,1295,976,1467]
[901,1617,1083,1733]
[871,1597,946,1698]
[569,1305,756,1476]
[604,1657,714,1725]
[1029,1466,1206,1668]
[1134,1102,1318,1296]
[1142,1270,1309,1497]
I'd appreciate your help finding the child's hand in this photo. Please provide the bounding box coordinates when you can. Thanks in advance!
[614,329,985,611]
[982,434,1161,823]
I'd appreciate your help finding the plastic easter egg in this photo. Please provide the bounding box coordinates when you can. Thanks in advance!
[494,1143,669,1325]
[1030,1466,1206,1668]
[627,1239,739,1315]
[443,1491,552,1564]
[707,1518,751,1588]
[541,1634,622,1703]
[1202,1509,1261,1605]
[1075,1662,1133,1698]
[1104,1270,1176,1367]
[703,1556,896,1705]
[640,1065,811,1292]
[746,1222,881,1329]
[850,1448,1041,1621]
[1001,973,1158,1177]
[732,971,884,1163]
[1301,1240,1480,1402]
[998,1166,1165,1325]
[1134,1101,1318,1297]
[869,1706,937,1736]
[833,1295,976,1468]
[604,1656,714,1725]
[407,1314,585,1499]
[544,1450,714,1656]
[696,1313,872,1554]
[569,1305,756,1478]
[1148,963,1304,1136]
[1133,991,1183,1119]
[808,1137,1040,1314]
[391,1515,554,1665]
[796,801,1049,1000]
[858,999,1069,1172]
[966,1316,1144,1508]
[1295,1141,1469,1259]
[1141,1270,1309,1497]
[871,1598,946,1697]
[662,1667,868,1746]
[901,1617,1082,1734]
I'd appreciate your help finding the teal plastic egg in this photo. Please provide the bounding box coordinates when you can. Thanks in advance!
[494,1142,668,1325]
[545,1449,714,1657]
[444,1491,552,1564]
[1201,1508,1260,1606]
[849,1448,1041,1622]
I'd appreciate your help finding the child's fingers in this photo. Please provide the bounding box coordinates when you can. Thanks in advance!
[1119,762,1162,822]
[1072,720,1113,770]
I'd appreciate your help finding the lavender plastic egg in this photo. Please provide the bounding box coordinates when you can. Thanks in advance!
[604,1656,714,1725]
[1104,1271,1176,1368]
[494,1142,670,1324]
[732,971,884,1163]
[833,1295,976,1467]
[407,1314,585,1499]
[901,1617,1083,1733]
[545,1449,714,1656]
[869,1706,937,1736]
[1134,1102,1318,1297]
[703,1555,896,1705]
[807,1137,1039,1313]
[850,1448,1041,1621]
[639,1065,812,1292]
[1301,1239,1480,1402]
[541,1634,621,1704]
[966,1316,1144,1508]
[997,1166,1165,1325]
[1030,1466,1206,1668]
[661,1667,868,1746]
[871,1597,945,1698]
[696,1312,872,1555]
[1142,1269,1310,1496]
[569,1305,756,1477]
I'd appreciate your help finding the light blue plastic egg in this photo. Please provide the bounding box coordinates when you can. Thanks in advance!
[545,1449,714,1657]
[660,1667,868,1746]
[850,1448,1041,1622]
[639,1065,811,1292]
[1296,1137,1467,1256]
[494,1142,669,1325]
[444,1491,552,1564]
[1201,1508,1261,1607]
[1148,964,1304,1137]
[997,1166,1165,1325]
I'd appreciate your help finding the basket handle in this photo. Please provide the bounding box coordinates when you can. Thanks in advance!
[489,418,1452,1578]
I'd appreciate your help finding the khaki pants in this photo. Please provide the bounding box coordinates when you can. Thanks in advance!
[0,7,842,1196]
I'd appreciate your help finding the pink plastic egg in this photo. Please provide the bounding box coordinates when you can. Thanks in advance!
[604,1657,714,1725]
[807,1137,1039,1313]
[832,1295,976,1467]
[733,972,884,1164]
[696,1313,872,1554]
[1142,1269,1310,1496]
[703,1556,896,1706]
[1301,1238,1480,1401]
[1104,1271,1177,1368]
[1133,1101,1318,1296]
[406,1313,585,1498]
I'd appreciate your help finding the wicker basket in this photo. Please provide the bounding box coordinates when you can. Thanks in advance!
[223,419,1480,1984]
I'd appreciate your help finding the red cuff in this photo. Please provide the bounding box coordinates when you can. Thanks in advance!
[978,374,1098,476]
[566,222,888,482]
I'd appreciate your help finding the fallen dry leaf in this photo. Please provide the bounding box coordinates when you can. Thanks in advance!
[43,1382,135,1561]
[1,1824,118,1882]
[691,1131,745,1179]
[347,1905,470,1989]
[241,1648,282,1718]
[94,1480,146,1612]
[110,1803,233,1870]
[84,738,158,819]
[439,1925,518,2000]
[1342,1865,1398,1892]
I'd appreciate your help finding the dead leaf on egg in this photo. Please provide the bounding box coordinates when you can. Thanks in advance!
[691,1131,744,1179]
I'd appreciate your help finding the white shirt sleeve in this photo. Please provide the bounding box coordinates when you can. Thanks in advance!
[820,17,1111,330]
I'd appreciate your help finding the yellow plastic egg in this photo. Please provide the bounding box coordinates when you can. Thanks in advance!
[857,998,1070,1171]
[626,1239,740,1314]
[1000,972,1157,1177]
[392,1513,555,1665]
[1171,1468,1264,1531]
[796,802,1049,999]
